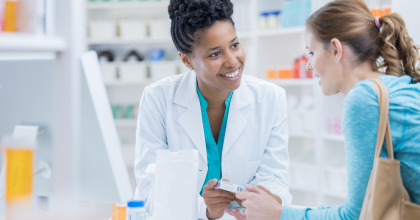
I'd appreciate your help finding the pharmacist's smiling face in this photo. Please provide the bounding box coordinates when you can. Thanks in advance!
[190,20,246,91]
[305,28,342,96]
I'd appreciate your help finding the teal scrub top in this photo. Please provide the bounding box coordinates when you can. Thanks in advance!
[197,86,233,195]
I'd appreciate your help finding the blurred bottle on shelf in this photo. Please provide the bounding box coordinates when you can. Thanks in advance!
[3,0,16,32]
[281,0,311,28]
[2,0,46,33]
[293,54,312,79]
[367,0,392,17]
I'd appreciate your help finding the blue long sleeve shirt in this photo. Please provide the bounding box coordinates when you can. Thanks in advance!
[281,75,420,220]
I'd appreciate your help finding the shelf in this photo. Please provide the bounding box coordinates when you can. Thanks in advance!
[323,133,345,142]
[115,119,137,127]
[323,190,347,199]
[86,1,169,10]
[0,34,66,52]
[257,27,305,38]
[88,38,172,45]
[289,133,316,139]
[237,31,253,39]
[105,80,155,87]
[268,78,316,86]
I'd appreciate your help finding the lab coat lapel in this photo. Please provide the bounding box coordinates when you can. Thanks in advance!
[174,71,207,163]
[222,78,252,156]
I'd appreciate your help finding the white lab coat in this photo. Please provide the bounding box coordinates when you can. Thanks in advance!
[134,70,291,219]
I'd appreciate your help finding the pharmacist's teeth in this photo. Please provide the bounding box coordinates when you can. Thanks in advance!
[223,69,240,78]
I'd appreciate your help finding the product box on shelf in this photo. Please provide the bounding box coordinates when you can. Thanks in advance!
[149,61,178,81]
[149,19,171,40]
[119,20,147,40]
[100,62,117,83]
[119,61,148,83]
[89,20,117,40]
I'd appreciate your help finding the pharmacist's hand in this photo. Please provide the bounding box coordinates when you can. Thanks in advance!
[234,185,283,220]
[203,178,234,219]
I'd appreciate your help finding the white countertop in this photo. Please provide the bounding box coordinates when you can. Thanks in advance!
[145,205,308,220]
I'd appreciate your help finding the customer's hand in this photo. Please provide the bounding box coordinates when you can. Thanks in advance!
[203,178,234,219]
[234,185,282,208]
[225,207,247,220]
[233,185,283,220]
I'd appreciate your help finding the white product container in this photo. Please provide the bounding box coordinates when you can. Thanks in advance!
[290,153,316,190]
[119,20,147,40]
[119,62,148,83]
[267,13,279,29]
[150,61,178,81]
[100,63,117,83]
[89,20,117,40]
[325,160,347,193]
[127,200,146,220]
[149,19,171,40]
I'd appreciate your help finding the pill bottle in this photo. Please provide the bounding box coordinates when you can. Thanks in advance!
[126,200,146,220]
[116,203,126,220]
[2,136,35,219]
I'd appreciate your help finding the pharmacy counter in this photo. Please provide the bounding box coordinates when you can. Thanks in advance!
[145,205,307,220]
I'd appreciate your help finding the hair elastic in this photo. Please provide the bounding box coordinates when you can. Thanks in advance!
[375,16,382,29]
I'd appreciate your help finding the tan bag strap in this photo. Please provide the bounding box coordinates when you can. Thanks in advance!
[370,79,394,160]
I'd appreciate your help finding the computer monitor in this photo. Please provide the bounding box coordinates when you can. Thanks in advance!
[0,52,133,204]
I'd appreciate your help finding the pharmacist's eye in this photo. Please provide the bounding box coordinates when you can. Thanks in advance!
[308,51,314,56]
[210,52,220,57]
[231,43,239,49]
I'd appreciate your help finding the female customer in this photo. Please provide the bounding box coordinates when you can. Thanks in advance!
[134,0,291,219]
[227,0,420,219]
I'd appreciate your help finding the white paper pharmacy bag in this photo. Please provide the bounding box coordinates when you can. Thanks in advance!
[153,149,199,220]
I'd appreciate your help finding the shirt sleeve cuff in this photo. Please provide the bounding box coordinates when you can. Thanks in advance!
[198,195,209,220]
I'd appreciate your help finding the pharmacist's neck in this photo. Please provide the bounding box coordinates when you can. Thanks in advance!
[197,79,230,108]
[340,61,385,96]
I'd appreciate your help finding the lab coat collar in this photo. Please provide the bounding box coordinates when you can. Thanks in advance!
[174,70,253,162]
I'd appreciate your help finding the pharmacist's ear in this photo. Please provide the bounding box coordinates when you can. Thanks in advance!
[330,38,343,63]
[179,51,193,70]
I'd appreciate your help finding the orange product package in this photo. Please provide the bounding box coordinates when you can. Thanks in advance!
[267,69,277,79]
[5,148,34,203]
[278,69,293,79]
[4,0,17,32]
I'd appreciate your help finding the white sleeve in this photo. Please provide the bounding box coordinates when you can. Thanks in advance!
[197,194,209,220]
[248,87,292,205]
[133,87,168,214]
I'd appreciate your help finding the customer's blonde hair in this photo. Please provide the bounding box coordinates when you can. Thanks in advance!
[306,0,420,82]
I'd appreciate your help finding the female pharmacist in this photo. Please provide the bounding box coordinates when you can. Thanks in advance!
[227,0,420,220]
[134,0,291,219]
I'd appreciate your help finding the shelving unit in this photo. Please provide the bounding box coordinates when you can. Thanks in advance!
[323,133,345,142]
[0,34,66,52]
[115,119,137,127]
[86,1,169,10]
[257,26,305,37]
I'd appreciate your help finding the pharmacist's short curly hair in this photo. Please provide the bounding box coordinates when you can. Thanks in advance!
[168,0,234,54]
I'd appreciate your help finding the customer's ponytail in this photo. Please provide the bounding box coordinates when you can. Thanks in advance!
[376,14,420,82]
[307,0,420,83]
